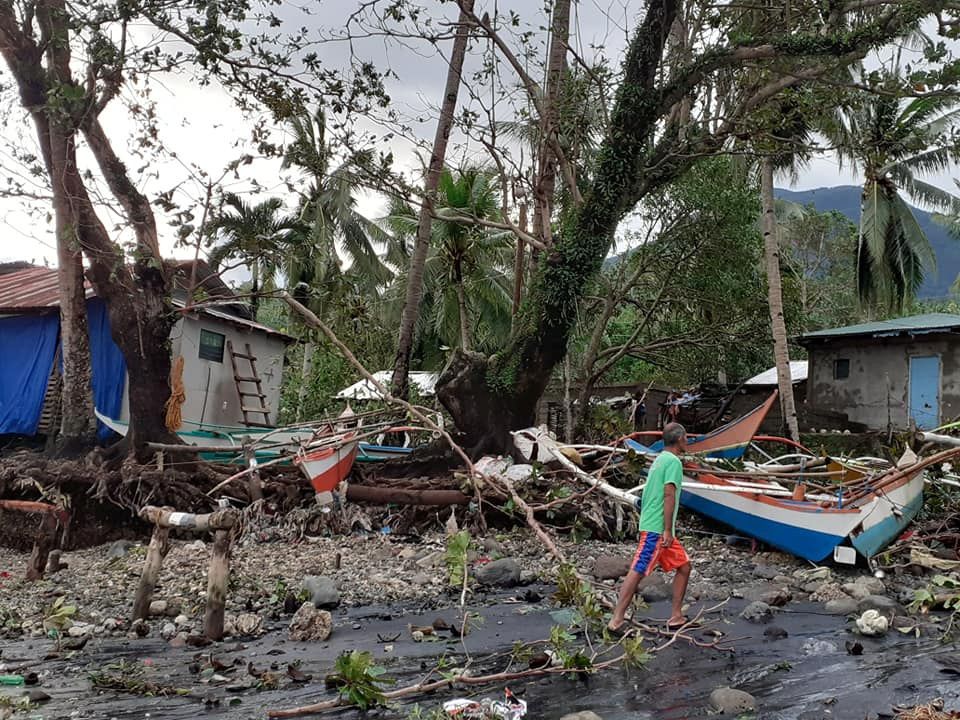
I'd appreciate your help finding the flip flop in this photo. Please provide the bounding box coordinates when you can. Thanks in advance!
[666,618,700,631]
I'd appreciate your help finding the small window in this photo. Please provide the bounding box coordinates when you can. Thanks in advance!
[833,358,850,380]
[199,329,225,362]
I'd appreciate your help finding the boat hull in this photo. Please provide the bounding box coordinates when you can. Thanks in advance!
[849,472,924,558]
[356,444,414,462]
[295,441,358,493]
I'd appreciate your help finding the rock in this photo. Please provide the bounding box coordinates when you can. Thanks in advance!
[810,582,849,602]
[842,582,872,600]
[107,540,134,559]
[632,573,670,602]
[170,632,189,648]
[857,595,899,615]
[303,576,340,609]
[474,558,521,587]
[740,601,772,623]
[824,598,859,615]
[761,589,793,607]
[161,623,177,641]
[415,551,443,569]
[559,713,604,720]
[763,626,789,640]
[856,609,889,636]
[148,600,168,617]
[411,573,433,586]
[174,614,190,627]
[398,547,417,561]
[26,690,51,704]
[519,570,537,585]
[752,564,780,580]
[225,613,263,637]
[289,603,332,642]
[481,537,505,555]
[801,639,837,656]
[709,687,756,714]
[67,623,91,638]
[592,554,630,580]
[187,539,206,552]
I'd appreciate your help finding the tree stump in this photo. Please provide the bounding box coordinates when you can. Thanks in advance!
[26,513,58,581]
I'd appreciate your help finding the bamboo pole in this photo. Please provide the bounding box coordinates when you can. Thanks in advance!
[131,523,171,621]
[203,529,232,640]
[139,505,239,532]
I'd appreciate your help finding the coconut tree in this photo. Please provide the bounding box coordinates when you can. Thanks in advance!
[383,168,513,361]
[281,107,393,315]
[820,86,960,309]
[207,194,298,319]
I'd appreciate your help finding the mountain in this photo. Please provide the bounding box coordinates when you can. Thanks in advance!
[775,185,960,299]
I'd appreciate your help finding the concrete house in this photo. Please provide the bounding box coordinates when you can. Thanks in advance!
[798,314,960,431]
[0,261,293,438]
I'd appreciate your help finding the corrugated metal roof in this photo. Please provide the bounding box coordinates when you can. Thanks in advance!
[0,266,93,311]
[744,360,808,386]
[0,265,294,341]
[800,313,960,341]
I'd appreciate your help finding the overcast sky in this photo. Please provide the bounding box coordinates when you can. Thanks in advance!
[0,0,942,269]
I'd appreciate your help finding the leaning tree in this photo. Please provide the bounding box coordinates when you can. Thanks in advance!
[431,0,960,454]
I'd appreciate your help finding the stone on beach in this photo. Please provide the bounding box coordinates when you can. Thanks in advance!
[474,558,521,587]
[289,602,332,641]
[710,687,757,714]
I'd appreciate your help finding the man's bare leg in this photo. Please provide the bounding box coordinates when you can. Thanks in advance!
[668,562,691,625]
[608,569,642,630]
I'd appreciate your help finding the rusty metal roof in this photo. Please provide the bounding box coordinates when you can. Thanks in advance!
[0,266,93,312]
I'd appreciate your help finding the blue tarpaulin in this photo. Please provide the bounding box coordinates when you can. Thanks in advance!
[0,299,126,439]
[87,299,126,440]
[0,313,60,434]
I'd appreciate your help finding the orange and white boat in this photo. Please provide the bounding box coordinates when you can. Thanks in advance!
[295,433,359,494]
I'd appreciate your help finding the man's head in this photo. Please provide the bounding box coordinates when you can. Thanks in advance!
[662,422,687,452]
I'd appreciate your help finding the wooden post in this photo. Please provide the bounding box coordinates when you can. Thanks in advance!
[26,513,58,581]
[131,523,171,621]
[203,528,232,640]
[244,445,263,503]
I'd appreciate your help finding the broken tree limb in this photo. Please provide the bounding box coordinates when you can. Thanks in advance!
[26,512,59,582]
[203,528,232,640]
[281,292,476,480]
[132,521,171,621]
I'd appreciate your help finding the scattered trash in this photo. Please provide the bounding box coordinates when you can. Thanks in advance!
[443,689,527,720]
[0,674,24,686]
[856,609,889,636]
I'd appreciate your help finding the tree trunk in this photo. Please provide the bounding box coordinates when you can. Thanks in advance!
[761,158,800,441]
[390,0,474,399]
[56,240,96,452]
[454,258,472,351]
[511,203,527,321]
[437,0,680,455]
[250,261,261,321]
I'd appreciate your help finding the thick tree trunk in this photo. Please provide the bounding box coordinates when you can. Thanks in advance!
[56,241,96,451]
[250,261,261,321]
[511,203,527,321]
[761,158,800,441]
[390,0,474,399]
[296,341,315,422]
[437,0,680,454]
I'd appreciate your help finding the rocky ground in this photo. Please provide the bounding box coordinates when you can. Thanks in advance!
[0,509,953,719]
[0,510,933,645]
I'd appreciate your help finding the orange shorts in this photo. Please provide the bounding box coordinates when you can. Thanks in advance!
[631,531,689,576]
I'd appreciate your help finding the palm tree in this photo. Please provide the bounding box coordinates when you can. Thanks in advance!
[281,107,394,315]
[383,167,513,359]
[820,86,960,309]
[207,193,298,319]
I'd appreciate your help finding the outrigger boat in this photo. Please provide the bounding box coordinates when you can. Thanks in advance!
[95,410,418,465]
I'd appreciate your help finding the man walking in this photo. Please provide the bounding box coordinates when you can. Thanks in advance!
[608,422,692,634]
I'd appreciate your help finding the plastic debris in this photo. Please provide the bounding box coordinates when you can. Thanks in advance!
[0,675,24,686]
[442,689,527,720]
[856,609,889,636]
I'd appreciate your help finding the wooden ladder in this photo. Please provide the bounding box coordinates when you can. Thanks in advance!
[227,340,272,427]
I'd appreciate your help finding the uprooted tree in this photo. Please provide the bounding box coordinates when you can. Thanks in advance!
[434,0,960,454]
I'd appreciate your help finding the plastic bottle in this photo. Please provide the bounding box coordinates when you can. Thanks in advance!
[0,674,24,685]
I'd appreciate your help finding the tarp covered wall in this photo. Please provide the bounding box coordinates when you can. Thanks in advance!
[0,299,126,439]
[0,313,59,434]
[87,299,126,440]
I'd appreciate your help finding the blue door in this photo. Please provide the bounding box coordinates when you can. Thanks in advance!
[909,355,940,429]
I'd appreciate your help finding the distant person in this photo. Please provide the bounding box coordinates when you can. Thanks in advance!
[608,422,693,634]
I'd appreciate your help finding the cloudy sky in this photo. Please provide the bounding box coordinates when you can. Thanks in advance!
[0,0,939,268]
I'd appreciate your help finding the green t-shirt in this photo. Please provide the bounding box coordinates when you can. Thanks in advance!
[638,450,683,534]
